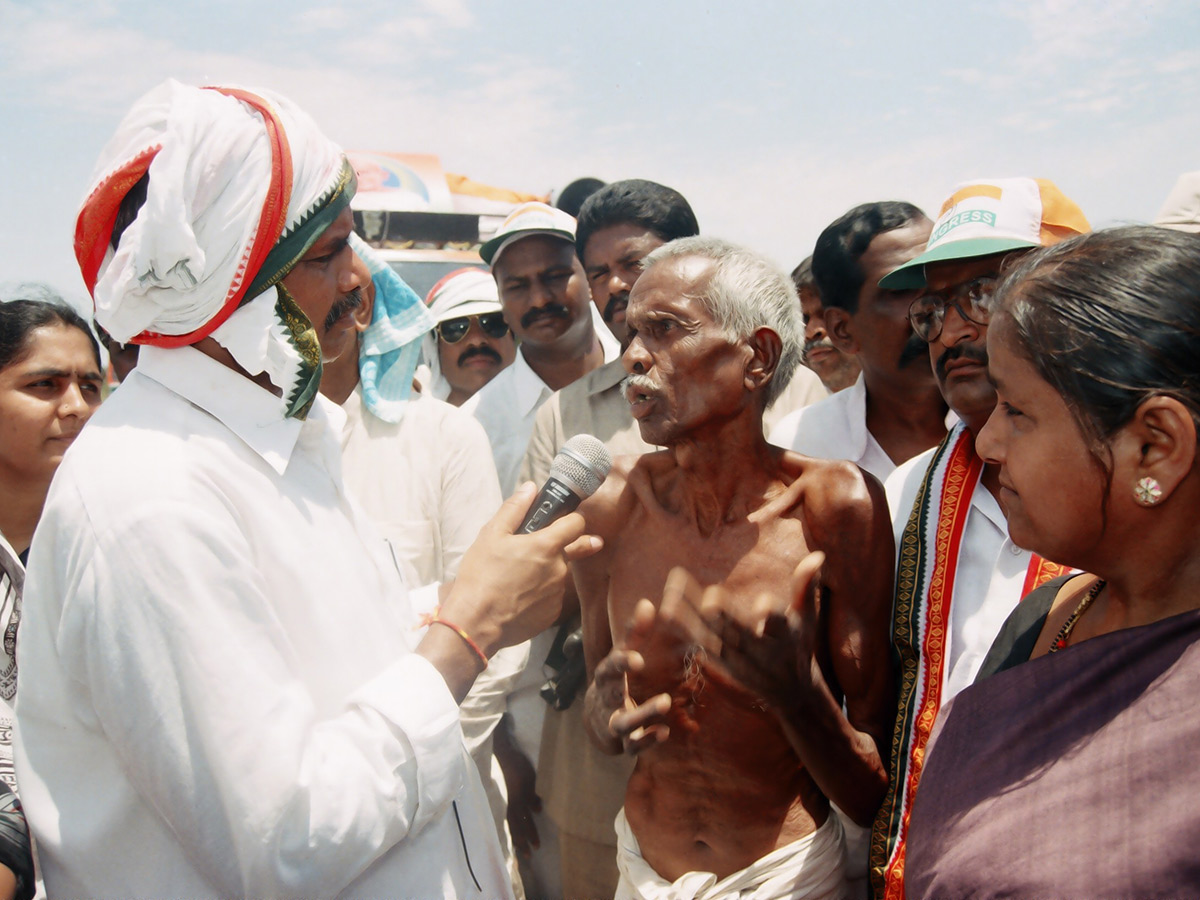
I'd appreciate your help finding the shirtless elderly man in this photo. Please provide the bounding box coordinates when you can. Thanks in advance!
[576,237,894,900]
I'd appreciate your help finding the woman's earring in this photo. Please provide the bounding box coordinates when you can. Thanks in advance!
[1134,476,1163,507]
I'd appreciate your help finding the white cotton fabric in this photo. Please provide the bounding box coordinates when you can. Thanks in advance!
[85,79,345,396]
[14,345,511,899]
[614,808,849,900]
[767,376,897,483]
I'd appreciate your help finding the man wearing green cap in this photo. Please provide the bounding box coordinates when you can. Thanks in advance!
[869,177,1090,900]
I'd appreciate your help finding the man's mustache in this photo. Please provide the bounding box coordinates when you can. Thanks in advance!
[621,372,660,402]
[898,331,930,370]
[520,303,570,329]
[457,345,503,368]
[603,292,629,323]
[802,337,837,361]
[935,343,989,380]
[324,287,363,332]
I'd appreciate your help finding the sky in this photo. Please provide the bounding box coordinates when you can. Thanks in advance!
[2,0,1198,310]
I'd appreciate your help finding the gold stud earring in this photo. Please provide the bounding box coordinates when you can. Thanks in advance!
[1134,476,1163,506]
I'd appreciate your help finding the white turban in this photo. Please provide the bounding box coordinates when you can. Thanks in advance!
[75,79,355,418]
[418,268,502,401]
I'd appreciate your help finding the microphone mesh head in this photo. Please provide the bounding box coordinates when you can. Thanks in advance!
[549,434,613,498]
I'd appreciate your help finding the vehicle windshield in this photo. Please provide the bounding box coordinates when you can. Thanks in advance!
[388,260,488,301]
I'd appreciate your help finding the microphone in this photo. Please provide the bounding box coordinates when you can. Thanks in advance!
[519,434,612,533]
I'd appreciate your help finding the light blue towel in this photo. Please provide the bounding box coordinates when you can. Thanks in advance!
[349,232,436,423]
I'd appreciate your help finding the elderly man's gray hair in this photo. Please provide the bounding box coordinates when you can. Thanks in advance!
[641,236,803,406]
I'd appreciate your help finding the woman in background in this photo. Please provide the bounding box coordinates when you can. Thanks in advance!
[0,293,104,900]
[904,226,1200,898]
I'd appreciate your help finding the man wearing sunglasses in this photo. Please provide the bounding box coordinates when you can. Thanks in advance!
[420,268,517,407]
[869,178,1090,900]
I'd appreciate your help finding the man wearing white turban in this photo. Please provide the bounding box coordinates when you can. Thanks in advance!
[15,80,596,900]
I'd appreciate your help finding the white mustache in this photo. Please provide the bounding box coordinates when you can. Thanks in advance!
[621,373,659,402]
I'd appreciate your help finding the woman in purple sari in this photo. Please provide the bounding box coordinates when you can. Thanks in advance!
[904,225,1200,899]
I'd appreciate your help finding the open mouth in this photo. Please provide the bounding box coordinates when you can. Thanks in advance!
[622,375,659,417]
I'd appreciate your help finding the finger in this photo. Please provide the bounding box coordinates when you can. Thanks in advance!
[623,599,659,652]
[658,569,722,654]
[610,692,671,737]
[532,508,589,552]
[489,482,539,536]
[624,722,670,755]
[698,583,727,622]
[788,551,826,617]
[562,532,603,562]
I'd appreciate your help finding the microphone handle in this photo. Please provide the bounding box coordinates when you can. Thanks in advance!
[519,476,584,533]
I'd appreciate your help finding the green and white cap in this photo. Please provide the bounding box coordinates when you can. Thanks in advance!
[880,177,1090,290]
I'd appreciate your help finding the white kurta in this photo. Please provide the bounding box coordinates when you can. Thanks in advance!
[14,345,511,900]
[339,387,502,585]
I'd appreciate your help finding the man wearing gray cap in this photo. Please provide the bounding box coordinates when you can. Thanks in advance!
[467,201,620,498]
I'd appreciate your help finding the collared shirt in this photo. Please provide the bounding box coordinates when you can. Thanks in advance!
[466,319,620,497]
[767,375,896,482]
[15,345,510,900]
[884,446,1031,699]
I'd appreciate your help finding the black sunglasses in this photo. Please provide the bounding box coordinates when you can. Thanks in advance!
[437,313,510,343]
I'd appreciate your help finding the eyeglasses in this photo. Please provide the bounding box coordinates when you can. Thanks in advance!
[437,313,511,344]
[907,276,999,343]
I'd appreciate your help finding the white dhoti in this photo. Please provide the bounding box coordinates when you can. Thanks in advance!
[614,807,849,900]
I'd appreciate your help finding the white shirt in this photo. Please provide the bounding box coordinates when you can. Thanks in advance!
[885,446,1031,700]
[761,365,828,435]
[15,345,511,900]
[340,387,501,585]
[767,375,896,482]
[466,318,620,497]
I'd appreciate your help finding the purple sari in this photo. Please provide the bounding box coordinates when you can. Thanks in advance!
[905,608,1200,899]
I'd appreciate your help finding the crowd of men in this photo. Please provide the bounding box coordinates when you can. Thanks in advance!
[3,80,1199,900]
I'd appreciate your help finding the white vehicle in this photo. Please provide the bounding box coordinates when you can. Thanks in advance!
[348,151,543,298]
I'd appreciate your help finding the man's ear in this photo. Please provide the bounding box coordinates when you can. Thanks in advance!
[823,307,858,354]
[352,282,376,332]
[1113,395,1198,505]
[745,327,783,394]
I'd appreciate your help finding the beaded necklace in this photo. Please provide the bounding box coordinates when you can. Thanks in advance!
[1048,578,1106,653]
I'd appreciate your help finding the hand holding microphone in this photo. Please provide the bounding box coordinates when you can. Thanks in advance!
[519,435,613,533]
[434,436,611,678]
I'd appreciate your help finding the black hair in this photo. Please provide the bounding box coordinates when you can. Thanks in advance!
[996,226,1200,463]
[790,255,815,293]
[111,173,150,252]
[811,201,927,313]
[0,292,102,371]
[555,177,607,217]
[575,179,699,260]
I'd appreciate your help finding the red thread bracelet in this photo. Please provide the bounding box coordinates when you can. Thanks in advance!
[419,606,488,668]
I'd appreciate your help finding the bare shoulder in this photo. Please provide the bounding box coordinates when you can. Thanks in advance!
[578,449,674,541]
[777,451,892,571]
[778,451,886,529]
